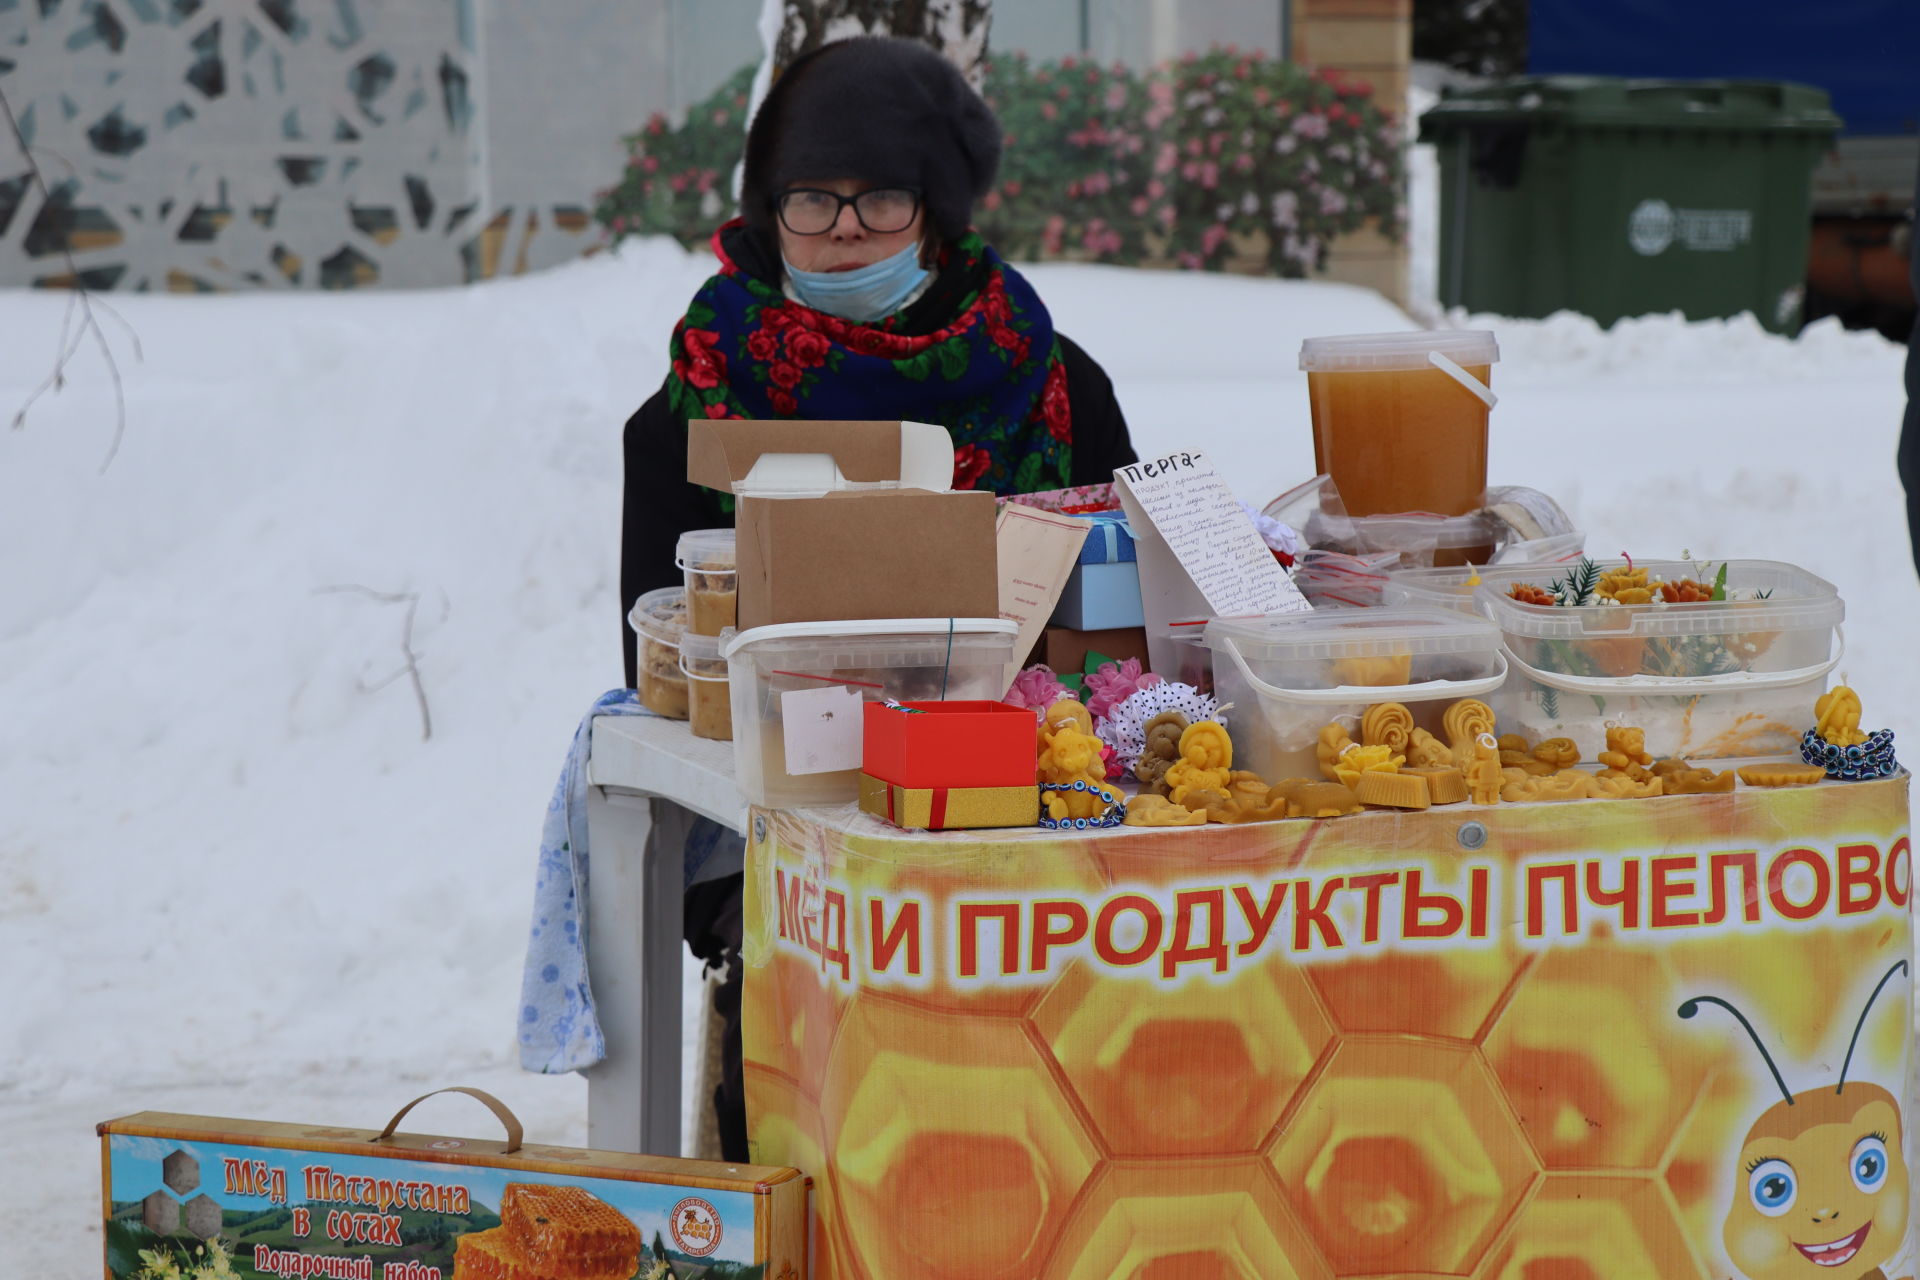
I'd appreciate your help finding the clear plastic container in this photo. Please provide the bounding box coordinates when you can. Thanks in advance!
[679,629,733,741]
[1204,608,1507,781]
[721,618,1020,808]
[677,528,737,638]
[628,587,689,720]
[1472,558,1844,760]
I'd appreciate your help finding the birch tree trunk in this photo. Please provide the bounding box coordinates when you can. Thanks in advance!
[759,0,992,91]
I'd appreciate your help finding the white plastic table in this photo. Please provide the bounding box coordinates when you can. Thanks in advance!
[582,714,746,1156]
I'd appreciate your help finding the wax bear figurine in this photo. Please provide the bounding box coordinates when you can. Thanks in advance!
[1597,725,1654,781]
[1133,711,1190,795]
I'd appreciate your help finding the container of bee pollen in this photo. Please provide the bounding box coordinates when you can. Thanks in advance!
[677,528,737,637]
[680,629,733,741]
[629,586,690,720]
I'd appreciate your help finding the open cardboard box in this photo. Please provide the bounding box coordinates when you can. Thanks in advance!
[688,419,998,633]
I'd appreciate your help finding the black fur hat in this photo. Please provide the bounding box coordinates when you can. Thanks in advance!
[740,36,1002,248]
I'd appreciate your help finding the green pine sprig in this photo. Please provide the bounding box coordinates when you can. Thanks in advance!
[1549,558,1600,607]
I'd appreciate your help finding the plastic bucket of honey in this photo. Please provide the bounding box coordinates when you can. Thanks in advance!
[1299,330,1501,531]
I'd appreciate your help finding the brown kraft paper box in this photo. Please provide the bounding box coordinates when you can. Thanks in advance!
[687,419,998,633]
[1039,625,1153,675]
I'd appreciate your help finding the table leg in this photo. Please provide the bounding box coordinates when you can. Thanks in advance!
[583,788,684,1156]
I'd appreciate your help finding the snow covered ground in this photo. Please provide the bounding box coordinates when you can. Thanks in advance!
[3,158,1915,1276]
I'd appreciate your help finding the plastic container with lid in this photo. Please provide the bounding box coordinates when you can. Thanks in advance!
[722,618,1021,808]
[1299,330,1500,523]
[628,586,689,720]
[677,528,737,637]
[1204,608,1508,781]
[1472,558,1844,760]
[679,629,733,741]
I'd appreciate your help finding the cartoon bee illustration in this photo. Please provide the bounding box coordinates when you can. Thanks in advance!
[1679,960,1911,1280]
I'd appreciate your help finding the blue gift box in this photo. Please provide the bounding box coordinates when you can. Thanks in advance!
[1052,513,1143,630]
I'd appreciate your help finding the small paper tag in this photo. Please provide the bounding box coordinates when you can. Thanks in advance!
[782,685,868,776]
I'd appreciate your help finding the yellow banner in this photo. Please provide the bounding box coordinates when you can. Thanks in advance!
[743,778,1914,1280]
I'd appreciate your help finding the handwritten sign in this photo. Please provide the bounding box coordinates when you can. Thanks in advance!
[1113,451,1306,616]
[782,685,867,776]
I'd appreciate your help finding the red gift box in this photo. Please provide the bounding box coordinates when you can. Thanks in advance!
[862,700,1035,789]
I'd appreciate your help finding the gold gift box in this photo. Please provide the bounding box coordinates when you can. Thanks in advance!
[859,772,1040,830]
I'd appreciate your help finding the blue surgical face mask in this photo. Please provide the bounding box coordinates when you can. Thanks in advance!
[783,240,931,324]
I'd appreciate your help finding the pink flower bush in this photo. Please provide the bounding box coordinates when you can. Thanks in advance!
[595,49,1404,281]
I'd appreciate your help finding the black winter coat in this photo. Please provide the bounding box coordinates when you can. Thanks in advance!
[620,228,1136,686]
[1903,161,1920,579]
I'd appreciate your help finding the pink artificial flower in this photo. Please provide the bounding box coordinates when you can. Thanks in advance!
[1083,658,1162,721]
[1006,665,1077,719]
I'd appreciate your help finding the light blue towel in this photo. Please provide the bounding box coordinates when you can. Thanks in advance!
[518,689,747,1074]
[518,689,646,1073]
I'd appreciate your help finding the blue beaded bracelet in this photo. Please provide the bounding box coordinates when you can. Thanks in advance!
[1038,779,1128,830]
[1799,728,1899,780]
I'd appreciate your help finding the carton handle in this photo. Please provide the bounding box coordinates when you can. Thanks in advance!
[1217,636,1509,704]
[1429,349,1498,410]
[372,1087,524,1153]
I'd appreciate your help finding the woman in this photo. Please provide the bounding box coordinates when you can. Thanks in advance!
[617,35,1137,1162]
[621,34,1137,684]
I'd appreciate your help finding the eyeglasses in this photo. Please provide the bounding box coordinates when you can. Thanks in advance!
[775,187,921,235]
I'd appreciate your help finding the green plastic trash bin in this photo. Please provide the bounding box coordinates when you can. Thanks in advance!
[1419,77,1841,331]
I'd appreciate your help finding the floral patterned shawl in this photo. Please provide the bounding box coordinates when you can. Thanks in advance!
[664,222,1072,494]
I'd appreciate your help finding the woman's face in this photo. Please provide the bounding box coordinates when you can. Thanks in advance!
[776,178,924,274]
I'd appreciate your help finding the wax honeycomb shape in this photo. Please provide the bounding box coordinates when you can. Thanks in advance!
[142,1190,180,1235]
[1045,1162,1330,1280]
[1031,961,1331,1156]
[499,1183,641,1274]
[161,1149,199,1195]
[1268,1038,1538,1274]
[1485,949,1719,1170]
[824,996,1099,1280]
[184,1192,222,1240]
[1477,1175,1705,1279]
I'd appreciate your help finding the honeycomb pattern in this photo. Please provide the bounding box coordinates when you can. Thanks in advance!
[161,1149,199,1196]
[745,789,1913,1279]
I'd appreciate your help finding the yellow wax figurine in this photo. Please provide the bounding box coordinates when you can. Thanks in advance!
[1597,725,1654,781]
[1039,730,1117,821]
[1814,685,1868,747]
[1467,733,1503,806]
[1532,737,1580,769]
[1405,727,1452,769]
[1333,652,1413,687]
[1316,722,1356,782]
[1445,699,1497,770]
[1123,794,1207,827]
[1165,721,1235,807]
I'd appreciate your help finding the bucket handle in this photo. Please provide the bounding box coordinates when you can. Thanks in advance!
[1430,349,1498,410]
[1501,626,1844,696]
[1215,635,1509,705]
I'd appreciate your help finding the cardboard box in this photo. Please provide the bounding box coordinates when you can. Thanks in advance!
[858,772,1040,830]
[863,700,1034,789]
[1040,625,1152,676]
[99,1096,807,1280]
[687,419,998,633]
